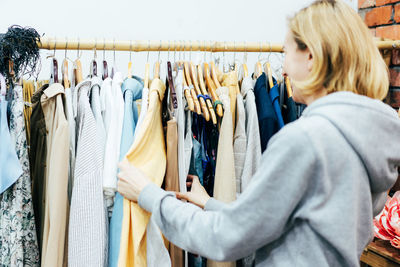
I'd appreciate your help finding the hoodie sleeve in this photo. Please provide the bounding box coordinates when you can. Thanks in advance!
[138,123,317,261]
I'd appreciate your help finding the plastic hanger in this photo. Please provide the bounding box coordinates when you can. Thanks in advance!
[167,42,178,109]
[62,39,70,88]
[127,40,133,78]
[90,39,98,77]
[102,38,108,80]
[111,38,116,79]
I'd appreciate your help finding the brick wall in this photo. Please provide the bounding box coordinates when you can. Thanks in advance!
[359,0,400,110]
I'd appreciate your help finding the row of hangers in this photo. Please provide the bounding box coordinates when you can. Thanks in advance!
[47,39,294,125]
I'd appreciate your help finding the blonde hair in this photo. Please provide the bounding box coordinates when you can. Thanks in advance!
[288,0,388,100]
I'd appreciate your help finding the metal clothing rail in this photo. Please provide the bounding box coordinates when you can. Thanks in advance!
[38,37,400,52]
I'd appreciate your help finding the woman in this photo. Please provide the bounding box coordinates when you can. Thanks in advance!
[117,0,400,266]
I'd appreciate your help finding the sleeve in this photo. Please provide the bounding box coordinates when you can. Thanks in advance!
[138,123,318,261]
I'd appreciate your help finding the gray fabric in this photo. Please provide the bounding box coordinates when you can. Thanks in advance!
[138,91,400,267]
[68,80,106,267]
[64,87,75,203]
[240,77,261,193]
[233,92,247,196]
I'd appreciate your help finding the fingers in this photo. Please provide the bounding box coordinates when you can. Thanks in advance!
[175,192,189,201]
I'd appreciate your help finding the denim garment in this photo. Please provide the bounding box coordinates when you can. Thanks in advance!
[254,73,279,152]
[269,78,285,129]
[108,76,143,267]
[0,96,22,194]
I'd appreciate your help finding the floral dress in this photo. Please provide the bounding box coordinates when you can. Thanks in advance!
[0,83,40,266]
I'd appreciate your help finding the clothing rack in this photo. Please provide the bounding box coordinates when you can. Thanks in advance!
[38,37,400,52]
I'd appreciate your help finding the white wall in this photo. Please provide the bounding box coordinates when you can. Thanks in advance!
[0,0,357,80]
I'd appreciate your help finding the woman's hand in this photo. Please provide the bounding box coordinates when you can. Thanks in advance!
[117,159,151,202]
[175,175,211,209]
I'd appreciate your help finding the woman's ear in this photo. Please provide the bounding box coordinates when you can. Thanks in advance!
[307,51,313,72]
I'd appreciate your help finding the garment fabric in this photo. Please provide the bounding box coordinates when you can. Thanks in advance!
[22,80,34,149]
[221,71,238,130]
[109,76,143,267]
[233,92,247,196]
[208,86,236,267]
[30,84,48,252]
[240,77,261,193]
[118,78,167,267]
[64,86,76,202]
[103,73,125,214]
[0,85,40,267]
[137,91,400,267]
[100,77,113,136]
[0,96,22,193]
[269,79,284,129]
[68,80,106,267]
[135,86,149,137]
[254,73,279,152]
[39,83,69,267]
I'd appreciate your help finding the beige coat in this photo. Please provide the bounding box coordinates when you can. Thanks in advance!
[40,83,70,267]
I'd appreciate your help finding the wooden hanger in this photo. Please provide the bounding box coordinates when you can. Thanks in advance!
[183,61,201,115]
[210,61,222,88]
[204,62,223,117]
[154,61,160,79]
[62,58,69,88]
[197,63,217,124]
[74,40,83,84]
[285,77,293,98]
[188,61,209,120]
[182,70,195,112]
[264,62,274,89]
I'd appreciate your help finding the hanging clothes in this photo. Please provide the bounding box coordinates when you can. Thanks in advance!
[279,82,297,124]
[30,84,48,253]
[233,89,247,196]
[109,76,143,267]
[39,83,69,267]
[208,85,236,267]
[69,80,106,267]
[118,78,167,267]
[269,78,284,129]
[0,95,22,193]
[103,72,125,215]
[64,81,75,203]
[254,73,279,152]
[22,80,34,150]
[221,71,238,130]
[0,84,40,267]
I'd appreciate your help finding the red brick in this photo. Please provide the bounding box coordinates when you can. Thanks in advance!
[395,4,400,22]
[386,87,400,107]
[359,0,376,9]
[376,0,399,6]
[376,25,400,39]
[365,6,393,26]
[392,49,400,65]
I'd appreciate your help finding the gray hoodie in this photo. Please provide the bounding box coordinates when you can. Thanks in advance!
[138,91,400,266]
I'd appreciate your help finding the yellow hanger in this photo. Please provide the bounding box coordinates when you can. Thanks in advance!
[285,77,293,98]
[204,62,223,117]
[189,61,209,121]
[264,42,274,89]
[183,61,201,115]
[197,63,217,125]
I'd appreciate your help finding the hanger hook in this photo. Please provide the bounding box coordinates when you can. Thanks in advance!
[94,38,97,59]
[113,38,116,63]
[268,41,272,61]
[167,40,170,61]
[104,38,107,60]
[158,40,161,62]
[77,37,80,59]
[129,40,132,62]
[65,37,68,59]
[147,40,150,63]
[258,41,262,61]
[243,41,248,64]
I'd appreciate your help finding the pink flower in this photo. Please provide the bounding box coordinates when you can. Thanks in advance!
[374,192,400,248]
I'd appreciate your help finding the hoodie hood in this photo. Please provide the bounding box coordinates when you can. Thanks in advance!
[302,92,400,194]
